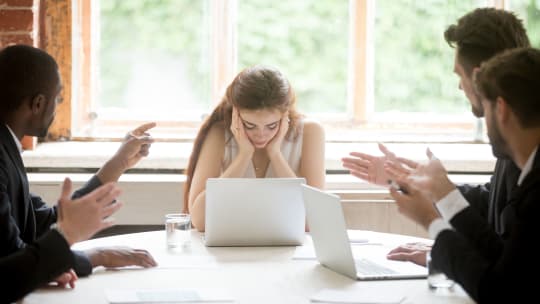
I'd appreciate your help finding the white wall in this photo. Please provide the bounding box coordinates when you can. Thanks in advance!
[28,173,184,225]
[29,172,491,238]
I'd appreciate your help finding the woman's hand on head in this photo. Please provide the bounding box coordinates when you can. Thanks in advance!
[266,111,289,158]
[230,107,254,156]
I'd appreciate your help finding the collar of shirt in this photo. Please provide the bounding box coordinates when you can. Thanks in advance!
[5,124,23,154]
[517,145,538,186]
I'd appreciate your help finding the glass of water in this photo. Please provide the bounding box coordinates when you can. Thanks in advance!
[427,251,454,289]
[165,213,191,248]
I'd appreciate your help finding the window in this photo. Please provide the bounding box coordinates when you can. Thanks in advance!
[97,0,211,121]
[72,0,212,138]
[506,0,540,47]
[67,0,511,142]
[237,1,349,114]
[374,0,480,116]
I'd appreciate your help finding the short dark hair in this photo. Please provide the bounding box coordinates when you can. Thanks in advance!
[475,47,540,128]
[444,8,530,75]
[0,45,59,117]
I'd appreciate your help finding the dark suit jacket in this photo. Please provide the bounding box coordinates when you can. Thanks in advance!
[432,150,540,303]
[454,159,520,249]
[0,124,101,276]
[458,158,520,233]
[0,230,75,303]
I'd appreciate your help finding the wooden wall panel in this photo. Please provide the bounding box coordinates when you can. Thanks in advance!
[42,0,72,140]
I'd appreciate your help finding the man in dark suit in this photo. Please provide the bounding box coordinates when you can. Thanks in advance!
[389,47,540,303]
[341,8,528,266]
[0,45,157,283]
[1,179,123,303]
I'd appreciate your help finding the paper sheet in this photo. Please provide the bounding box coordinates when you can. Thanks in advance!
[311,288,406,304]
[106,288,234,303]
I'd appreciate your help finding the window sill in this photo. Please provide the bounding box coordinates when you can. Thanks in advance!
[22,141,496,173]
[25,142,493,196]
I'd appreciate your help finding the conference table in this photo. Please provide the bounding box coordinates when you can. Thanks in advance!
[22,230,474,304]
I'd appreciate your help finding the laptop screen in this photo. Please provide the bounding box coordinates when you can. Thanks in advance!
[204,178,306,246]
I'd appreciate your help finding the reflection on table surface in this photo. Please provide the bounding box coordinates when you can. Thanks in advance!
[22,230,474,304]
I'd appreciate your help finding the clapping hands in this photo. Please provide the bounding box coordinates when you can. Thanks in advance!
[342,143,418,186]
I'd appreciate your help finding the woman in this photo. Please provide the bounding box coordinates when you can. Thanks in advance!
[184,65,325,231]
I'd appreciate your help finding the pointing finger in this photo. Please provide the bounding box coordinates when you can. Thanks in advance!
[131,122,157,136]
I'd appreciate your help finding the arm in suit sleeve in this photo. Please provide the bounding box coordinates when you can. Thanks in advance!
[0,166,27,256]
[457,182,490,217]
[30,174,103,234]
[31,193,58,237]
[0,192,26,256]
[69,175,104,276]
[31,175,103,231]
[65,175,104,276]
[0,187,92,277]
[432,177,540,303]
[456,159,516,221]
[456,158,499,219]
[29,175,101,277]
[0,229,75,303]
[3,174,100,277]
[71,175,103,199]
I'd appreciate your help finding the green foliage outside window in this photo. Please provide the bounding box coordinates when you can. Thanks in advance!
[237,0,349,113]
[99,1,536,118]
[374,0,479,114]
[510,0,540,47]
[99,0,210,113]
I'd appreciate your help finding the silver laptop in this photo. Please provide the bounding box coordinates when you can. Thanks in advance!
[302,184,427,280]
[204,178,306,246]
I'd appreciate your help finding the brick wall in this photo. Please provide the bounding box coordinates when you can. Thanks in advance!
[0,0,37,48]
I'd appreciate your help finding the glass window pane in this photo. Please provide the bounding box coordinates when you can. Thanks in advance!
[508,0,540,48]
[98,0,210,121]
[374,0,482,116]
[237,0,349,114]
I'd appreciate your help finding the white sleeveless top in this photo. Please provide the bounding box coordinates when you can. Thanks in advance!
[222,120,304,177]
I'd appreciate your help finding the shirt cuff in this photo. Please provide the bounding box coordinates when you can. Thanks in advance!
[428,217,453,239]
[435,189,469,221]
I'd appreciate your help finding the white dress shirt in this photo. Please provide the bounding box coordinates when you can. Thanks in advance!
[5,124,23,153]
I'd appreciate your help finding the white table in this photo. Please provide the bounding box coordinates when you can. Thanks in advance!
[21,230,474,304]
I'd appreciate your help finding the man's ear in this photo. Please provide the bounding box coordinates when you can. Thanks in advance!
[496,96,510,124]
[30,94,46,115]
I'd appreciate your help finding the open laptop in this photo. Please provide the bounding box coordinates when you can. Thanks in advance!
[204,178,306,246]
[302,184,427,280]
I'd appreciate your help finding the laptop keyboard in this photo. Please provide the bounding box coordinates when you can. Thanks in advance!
[355,259,398,275]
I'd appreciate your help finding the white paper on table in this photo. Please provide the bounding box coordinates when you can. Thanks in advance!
[311,288,406,304]
[106,288,234,303]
